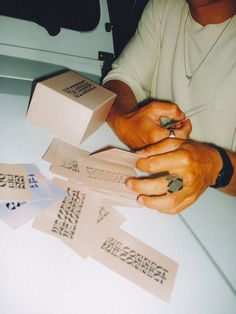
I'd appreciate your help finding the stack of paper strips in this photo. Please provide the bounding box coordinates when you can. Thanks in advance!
[0,139,179,302]
[36,139,179,302]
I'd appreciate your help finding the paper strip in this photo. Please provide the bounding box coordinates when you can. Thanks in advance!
[49,145,138,200]
[0,163,31,201]
[92,227,178,302]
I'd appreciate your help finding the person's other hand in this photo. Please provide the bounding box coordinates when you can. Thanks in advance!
[126,138,222,214]
[111,100,192,149]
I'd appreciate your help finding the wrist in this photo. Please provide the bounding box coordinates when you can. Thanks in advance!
[106,106,128,137]
[208,144,234,189]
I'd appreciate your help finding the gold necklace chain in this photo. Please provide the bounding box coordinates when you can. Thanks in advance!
[183,12,234,83]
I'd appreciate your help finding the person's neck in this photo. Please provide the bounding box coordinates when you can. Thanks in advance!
[188,0,236,25]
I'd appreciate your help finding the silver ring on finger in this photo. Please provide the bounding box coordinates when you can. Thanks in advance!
[169,128,176,138]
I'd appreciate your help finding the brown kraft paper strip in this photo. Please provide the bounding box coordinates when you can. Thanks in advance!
[0,163,31,201]
[92,227,178,302]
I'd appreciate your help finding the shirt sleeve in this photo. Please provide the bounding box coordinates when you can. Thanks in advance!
[103,0,166,103]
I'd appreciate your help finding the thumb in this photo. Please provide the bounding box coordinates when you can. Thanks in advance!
[174,119,192,139]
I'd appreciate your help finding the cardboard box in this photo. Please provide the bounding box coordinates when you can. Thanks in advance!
[27,70,116,145]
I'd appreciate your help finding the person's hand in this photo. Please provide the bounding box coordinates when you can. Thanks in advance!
[111,100,192,149]
[126,138,222,214]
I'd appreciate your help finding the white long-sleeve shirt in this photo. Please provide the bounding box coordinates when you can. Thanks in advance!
[104,0,236,150]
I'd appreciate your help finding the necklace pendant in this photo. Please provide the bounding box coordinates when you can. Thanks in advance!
[183,13,233,85]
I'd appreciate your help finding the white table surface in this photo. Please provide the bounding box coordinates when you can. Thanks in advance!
[0,88,236,314]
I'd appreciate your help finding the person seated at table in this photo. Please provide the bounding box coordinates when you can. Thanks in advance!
[103,0,236,214]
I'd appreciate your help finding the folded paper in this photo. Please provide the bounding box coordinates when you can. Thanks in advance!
[43,139,138,200]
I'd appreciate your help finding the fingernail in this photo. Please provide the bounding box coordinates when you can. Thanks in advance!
[137,196,144,205]
[126,180,132,189]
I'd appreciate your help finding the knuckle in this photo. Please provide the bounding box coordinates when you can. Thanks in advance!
[187,121,192,132]
[136,158,155,173]
[172,103,180,115]
[129,178,140,191]
[142,196,155,209]
[146,157,158,173]
[180,150,192,167]
[184,172,195,184]
[186,193,199,206]
[168,194,178,208]
[136,158,146,171]
[191,194,199,203]
[168,209,179,215]
[149,102,158,113]
[177,131,188,140]
[148,100,156,108]
[147,131,156,143]
[147,130,161,143]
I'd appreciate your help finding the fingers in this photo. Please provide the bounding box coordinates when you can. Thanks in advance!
[128,137,209,215]
[126,176,192,215]
[174,119,192,139]
[122,101,190,150]
[123,113,169,149]
[126,167,207,214]
[143,101,186,121]
[146,126,170,144]
[137,192,198,215]
[136,138,184,156]
[136,149,188,174]
[145,119,192,144]
[126,177,202,214]
[127,176,170,195]
[126,174,189,214]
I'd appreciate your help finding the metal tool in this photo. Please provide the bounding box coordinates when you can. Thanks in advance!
[160,103,213,129]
